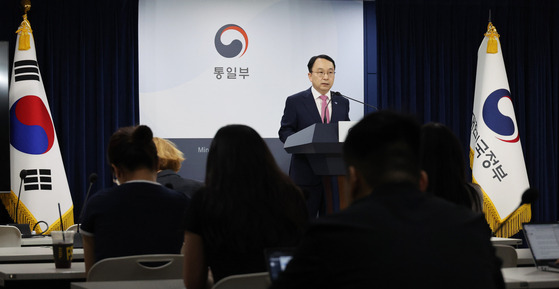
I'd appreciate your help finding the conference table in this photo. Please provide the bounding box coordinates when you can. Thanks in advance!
[68,269,559,289]
[0,246,84,263]
[491,237,523,247]
[20,235,53,247]
[0,262,85,288]
[503,267,559,288]
[71,279,185,289]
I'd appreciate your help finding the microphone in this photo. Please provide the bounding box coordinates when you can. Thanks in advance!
[333,91,378,111]
[14,169,27,223]
[77,173,98,233]
[521,188,539,206]
[73,173,97,248]
[10,169,33,237]
[492,188,539,237]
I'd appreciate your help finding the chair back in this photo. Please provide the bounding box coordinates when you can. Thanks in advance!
[494,244,518,268]
[65,224,83,248]
[66,224,80,232]
[0,225,22,247]
[87,254,183,282]
[212,272,270,289]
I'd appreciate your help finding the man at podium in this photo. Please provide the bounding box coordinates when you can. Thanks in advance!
[279,54,350,217]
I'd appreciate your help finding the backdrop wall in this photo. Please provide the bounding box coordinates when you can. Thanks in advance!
[0,0,557,226]
[0,0,139,222]
[373,0,558,224]
[138,0,365,181]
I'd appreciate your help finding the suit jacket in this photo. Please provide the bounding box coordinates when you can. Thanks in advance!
[278,88,350,185]
[270,182,505,289]
[156,169,203,198]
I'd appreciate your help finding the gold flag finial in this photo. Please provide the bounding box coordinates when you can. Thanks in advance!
[484,22,500,54]
[22,0,31,14]
[16,0,33,51]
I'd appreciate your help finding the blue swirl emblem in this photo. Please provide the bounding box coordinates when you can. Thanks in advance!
[214,24,249,58]
[482,89,519,143]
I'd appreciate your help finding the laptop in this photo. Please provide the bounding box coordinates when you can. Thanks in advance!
[264,247,295,282]
[523,223,559,272]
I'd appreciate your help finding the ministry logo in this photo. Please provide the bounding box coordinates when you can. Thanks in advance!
[214,24,249,58]
[482,89,519,143]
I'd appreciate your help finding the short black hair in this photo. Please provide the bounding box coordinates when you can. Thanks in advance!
[108,125,158,172]
[343,111,421,187]
[307,54,336,72]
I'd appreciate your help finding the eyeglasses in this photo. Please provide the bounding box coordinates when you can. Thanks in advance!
[312,71,335,78]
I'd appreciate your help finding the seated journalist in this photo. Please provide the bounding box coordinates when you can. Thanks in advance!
[81,125,189,275]
[183,124,308,289]
[420,122,483,212]
[270,111,504,289]
[153,137,203,198]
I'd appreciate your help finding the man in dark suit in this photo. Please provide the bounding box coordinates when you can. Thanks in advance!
[271,111,504,289]
[279,54,350,217]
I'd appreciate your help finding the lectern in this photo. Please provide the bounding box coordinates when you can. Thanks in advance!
[284,121,356,212]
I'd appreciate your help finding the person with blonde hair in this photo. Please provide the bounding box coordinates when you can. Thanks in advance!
[153,137,202,198]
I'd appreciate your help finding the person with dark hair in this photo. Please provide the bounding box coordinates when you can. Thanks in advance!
[154,137,202,198]
[279,54,350,217]
[271,111,504,289]
[420,122,483,212]
[183,124,308,289]
[81,125,189,275]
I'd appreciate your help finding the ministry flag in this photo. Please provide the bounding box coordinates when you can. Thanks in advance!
[469,22,530,237]
[0,10,74,234]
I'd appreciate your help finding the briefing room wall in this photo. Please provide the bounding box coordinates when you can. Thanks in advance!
[373,0,559,224]
[0,0,372,221]
[0,0,140,223]
[2,0,556,229]
[364,2,378,115]
[138,0,367,181]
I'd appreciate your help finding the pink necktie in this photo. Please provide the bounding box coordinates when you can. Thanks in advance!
[319,95,330,123]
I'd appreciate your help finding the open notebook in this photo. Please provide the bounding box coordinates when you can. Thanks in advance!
[523,223,559,272]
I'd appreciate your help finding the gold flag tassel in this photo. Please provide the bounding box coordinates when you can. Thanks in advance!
[16,0,33,51]
[471,172,531,238]
[485,22,500,54]
[0,193,39,233]
[482,192,532,238]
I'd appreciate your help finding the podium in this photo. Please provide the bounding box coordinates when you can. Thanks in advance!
[284,121,356,212]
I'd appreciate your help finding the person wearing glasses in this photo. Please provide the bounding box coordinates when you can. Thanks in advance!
[279,54,350,218]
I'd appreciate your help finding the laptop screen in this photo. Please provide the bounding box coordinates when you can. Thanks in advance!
[523,223,559,262]
[265,247,295,282]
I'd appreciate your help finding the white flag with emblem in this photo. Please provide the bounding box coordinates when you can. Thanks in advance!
[469,22,530,238]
